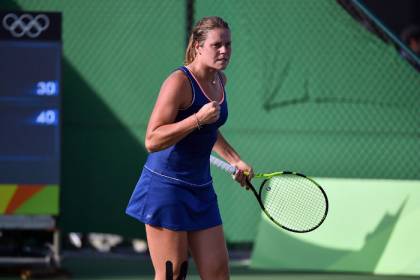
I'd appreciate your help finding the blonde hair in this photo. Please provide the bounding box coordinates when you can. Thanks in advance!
[184,16,229,65]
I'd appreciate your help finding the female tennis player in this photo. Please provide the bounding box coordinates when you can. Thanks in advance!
[126,16,253,280]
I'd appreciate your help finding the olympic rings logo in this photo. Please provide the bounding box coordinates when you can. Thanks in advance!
[2,13,50,38]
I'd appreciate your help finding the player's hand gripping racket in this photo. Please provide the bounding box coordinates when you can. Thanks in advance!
[210,155,328,233]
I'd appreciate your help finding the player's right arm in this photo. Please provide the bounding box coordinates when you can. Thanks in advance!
[145,71,219,152]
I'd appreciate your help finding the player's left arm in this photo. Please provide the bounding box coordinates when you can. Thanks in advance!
[213,131,253,186]
[213,130,240,165]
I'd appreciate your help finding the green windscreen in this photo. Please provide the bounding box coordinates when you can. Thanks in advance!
[4,0,418,242]
[9,0,185,237]
[196,0,419,241]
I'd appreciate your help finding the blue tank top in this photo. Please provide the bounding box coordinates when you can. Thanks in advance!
[144,66,228,187]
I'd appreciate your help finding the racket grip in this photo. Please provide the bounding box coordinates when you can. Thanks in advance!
[210,155,237,175]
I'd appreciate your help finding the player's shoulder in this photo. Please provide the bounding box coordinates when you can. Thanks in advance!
[158,68,192,106]
[163,68,190,90]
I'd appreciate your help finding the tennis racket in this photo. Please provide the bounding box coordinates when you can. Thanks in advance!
[210,155,328,233]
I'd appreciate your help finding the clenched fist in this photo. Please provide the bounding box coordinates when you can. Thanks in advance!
[196,101,220,125]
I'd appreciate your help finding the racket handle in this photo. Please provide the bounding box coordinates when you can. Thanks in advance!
[210,155,237,175]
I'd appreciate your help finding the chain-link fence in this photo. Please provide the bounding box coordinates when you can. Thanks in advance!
[6,0,419,242]
[196,0,419,241]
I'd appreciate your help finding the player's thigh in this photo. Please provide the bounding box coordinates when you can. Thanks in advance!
[188,225,229,279]
[146,225,189,278]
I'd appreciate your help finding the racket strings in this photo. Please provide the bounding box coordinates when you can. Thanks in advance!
[261,175,327,231]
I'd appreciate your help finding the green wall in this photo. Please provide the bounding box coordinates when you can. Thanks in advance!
[1,0,185,237]
[251,178,420,276]
[196,0,419,241]
[2,1,418,245]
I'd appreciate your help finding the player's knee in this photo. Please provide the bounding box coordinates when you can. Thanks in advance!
[165,260,188,280]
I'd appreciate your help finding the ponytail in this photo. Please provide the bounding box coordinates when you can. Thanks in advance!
[184,33,196,65]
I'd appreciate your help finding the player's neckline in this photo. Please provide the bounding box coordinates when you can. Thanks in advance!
[185,66,224,104]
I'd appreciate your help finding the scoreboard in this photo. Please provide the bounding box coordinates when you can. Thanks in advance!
[0,12,61,221]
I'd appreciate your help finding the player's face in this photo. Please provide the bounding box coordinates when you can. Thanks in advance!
[198,28,231,70]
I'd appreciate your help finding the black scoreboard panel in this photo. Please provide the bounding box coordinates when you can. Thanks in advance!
[0,12,61,185]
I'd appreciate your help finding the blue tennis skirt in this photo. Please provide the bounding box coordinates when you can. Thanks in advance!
[126,167,222,231]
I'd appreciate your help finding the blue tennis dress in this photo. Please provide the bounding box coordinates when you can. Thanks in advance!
[126,66,228,231]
